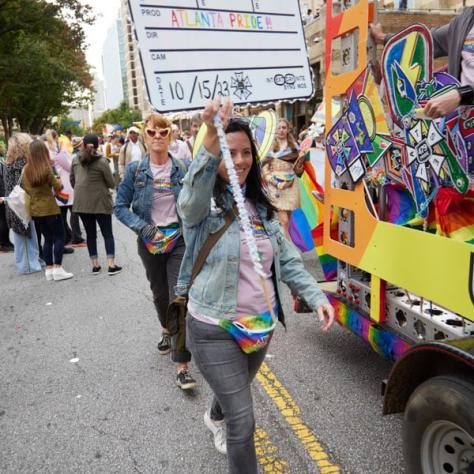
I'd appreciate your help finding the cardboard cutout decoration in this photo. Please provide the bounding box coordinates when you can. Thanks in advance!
[192,109,277,160]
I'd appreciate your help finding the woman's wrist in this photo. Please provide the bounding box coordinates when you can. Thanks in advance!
[203,131,220,157]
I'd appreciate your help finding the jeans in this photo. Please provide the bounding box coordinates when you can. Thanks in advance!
[60,206,83,244]
[137,237,191,363]
[187,317,269,474]
[11,221,42,274]
[78,213,115,259]
[33,214,65,266]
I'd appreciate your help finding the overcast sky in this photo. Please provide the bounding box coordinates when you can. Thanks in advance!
[83,0,121,79]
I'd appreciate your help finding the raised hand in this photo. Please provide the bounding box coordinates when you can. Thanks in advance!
[202,97,234,157]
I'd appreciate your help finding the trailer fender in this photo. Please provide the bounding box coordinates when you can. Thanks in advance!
[383,338,474,415]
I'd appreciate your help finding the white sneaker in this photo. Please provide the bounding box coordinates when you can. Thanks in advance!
[204,410,227,455]
[45,269,54,281]
[53,267,73,281]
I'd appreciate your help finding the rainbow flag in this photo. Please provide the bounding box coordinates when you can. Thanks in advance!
[434,188,474,244]
[385,184,416,225]
[313,222,338,281]
[288,208,314,252]
[385,185,474,244]
[54,190,69,205]
[288,159,337,281]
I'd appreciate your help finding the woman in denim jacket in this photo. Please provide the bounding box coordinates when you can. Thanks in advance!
[114,113,196,390]
[177,99,335,473]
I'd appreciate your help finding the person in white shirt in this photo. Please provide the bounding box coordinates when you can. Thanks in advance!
[118,126,147,178]
[169,124,192,160]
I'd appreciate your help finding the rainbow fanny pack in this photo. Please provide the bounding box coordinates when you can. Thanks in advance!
[141,224,181,255]
[215,305,279,354]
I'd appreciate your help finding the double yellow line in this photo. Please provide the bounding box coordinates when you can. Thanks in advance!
[255,362,340,473]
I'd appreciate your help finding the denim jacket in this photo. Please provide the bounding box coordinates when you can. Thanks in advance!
[176,147,329,326]
[114,154,189,234]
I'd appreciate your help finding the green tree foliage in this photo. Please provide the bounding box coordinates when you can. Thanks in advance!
[0,0,94,139]
[92,101,142,135]
[57,116,84,136]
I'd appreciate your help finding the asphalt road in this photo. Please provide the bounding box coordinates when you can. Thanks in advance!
[0,218,404,473]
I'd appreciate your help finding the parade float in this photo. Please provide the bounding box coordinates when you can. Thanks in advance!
[317,1,474,472]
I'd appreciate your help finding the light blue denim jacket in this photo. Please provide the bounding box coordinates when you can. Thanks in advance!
[176,146,329,326]
[114,155,188,234]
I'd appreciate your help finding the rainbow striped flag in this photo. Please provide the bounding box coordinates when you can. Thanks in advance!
[313,221,338,281]
[434,188,474,244]
[288,159,337,281]
[54,190,69,205]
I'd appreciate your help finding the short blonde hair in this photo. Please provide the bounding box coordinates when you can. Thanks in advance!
[6,133,33,164]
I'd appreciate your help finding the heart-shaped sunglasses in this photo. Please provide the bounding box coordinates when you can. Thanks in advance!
[145,127,171,139]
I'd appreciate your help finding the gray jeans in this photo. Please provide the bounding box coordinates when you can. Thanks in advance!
[138,237,190,363]
[187,316,269,474]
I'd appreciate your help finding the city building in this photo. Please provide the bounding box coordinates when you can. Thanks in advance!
[120,0,150,114]
[91,74,107,119]
[102,14,128,109]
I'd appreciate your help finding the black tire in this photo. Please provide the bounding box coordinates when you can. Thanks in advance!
[403,375,474,474]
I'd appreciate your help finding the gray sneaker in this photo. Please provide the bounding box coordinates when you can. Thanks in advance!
[157,333,171,355]
[204,410,227,455]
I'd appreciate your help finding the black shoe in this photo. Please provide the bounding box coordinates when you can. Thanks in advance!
[157,333,171,355]
[108,265,122,276]
[63,247,74,254]
[92,266,101,275]
[176,369,197,390]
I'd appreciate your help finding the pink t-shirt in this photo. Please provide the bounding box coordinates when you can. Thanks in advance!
[150,160,178,226]
[236,201,276,316]
[188,200,277,322]
[461,25,474,88]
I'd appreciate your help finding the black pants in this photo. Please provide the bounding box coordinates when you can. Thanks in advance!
[0,203,11,246]
[137,238,191,363]
[78,213,115,259]
[33,214,64,266]
[60,206,83,244]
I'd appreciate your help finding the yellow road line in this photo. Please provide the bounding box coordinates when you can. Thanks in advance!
[257,362,340,474]
[255,425,291,473]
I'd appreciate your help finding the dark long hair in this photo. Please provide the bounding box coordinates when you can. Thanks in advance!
[78,143,101,166]
[214,119,276,219]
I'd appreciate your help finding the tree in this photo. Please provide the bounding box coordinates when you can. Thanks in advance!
[0,0,94,139]
[92,101,142,135]
[57,116,85,136]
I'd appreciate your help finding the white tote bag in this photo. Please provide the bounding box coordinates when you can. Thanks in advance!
[6,184,31,227]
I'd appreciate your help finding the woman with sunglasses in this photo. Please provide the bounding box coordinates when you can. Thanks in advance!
[114,114,197,390]
[176,98,334,473]
[261,118,302,237]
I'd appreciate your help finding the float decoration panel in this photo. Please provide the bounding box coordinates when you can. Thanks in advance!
[325,23,473,220]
